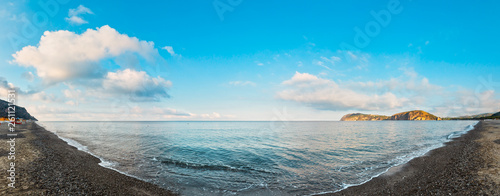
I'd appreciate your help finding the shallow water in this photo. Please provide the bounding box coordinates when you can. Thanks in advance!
[38,121,477,195]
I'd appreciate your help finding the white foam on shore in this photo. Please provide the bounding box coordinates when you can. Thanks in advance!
[309,121,480,196]
[447,122,478,139]
[35,122,146,182]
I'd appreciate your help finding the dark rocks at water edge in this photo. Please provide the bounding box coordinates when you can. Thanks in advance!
[0,99,37,121]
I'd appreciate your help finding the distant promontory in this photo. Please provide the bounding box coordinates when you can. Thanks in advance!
[340,113,390,121]
[340,110,440,121]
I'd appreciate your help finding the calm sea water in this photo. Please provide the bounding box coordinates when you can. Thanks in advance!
[38,121,477,195]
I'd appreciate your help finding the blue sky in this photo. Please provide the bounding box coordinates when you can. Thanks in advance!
[1,0,500,121]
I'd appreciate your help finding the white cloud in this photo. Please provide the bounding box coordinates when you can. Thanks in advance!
[276,66,500,117]
[12,25,159,85]
[229,81,256,87]
[149,107,192,117]
[29,91,61,102]
[29,103,233,121]
[347,67,442,96]
[255,61,264,66]
[277,72,407,111]
[199,112,222,119]
[30,105,76,115]
[102,69,172,101]
[433,90,500,117]
[162,46,177,56]
[21,71,34,81]
[0,77,38,96]
[63,88,82,99]
[65,5,93,25]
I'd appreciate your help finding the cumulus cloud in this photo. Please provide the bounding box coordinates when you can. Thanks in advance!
[102,69,172,101]
[277,67,500,116]
[12,25,158,85]
[0,77,15,91]
[0,77,38,96]
[0,77,64,105]
[65,5,93,25]
[277,72,407,111]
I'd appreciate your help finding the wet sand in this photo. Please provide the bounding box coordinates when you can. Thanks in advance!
[0,122,176,195]
[328,120,500,195]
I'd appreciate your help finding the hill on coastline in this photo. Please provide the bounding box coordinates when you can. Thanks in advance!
[0,99,38,121]
[340,113,390,121]
[341,110,500,121]
[390,110,440,120]
[341,110,440,121]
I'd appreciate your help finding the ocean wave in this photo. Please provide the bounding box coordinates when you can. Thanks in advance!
[159,157,275,174]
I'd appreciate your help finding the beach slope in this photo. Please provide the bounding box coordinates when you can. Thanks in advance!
[328,121,500,195]
[0,122,176,195]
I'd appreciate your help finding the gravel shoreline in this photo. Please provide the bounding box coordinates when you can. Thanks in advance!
[1,122,176,195]
[326,120,500,196]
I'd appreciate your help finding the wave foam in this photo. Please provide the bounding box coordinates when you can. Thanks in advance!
[41,124,144,181]
[310,121,479,196]
[447,122,478,139]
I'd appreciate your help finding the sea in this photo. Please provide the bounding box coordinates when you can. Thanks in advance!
[37,121,477,196]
